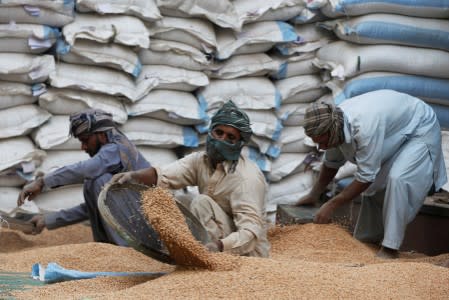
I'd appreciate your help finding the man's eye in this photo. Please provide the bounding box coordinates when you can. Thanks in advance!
[214,129,224,136]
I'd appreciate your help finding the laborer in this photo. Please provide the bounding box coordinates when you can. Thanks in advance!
[297,89,447,259]
[110,100,270,257]
[17,109,151,245]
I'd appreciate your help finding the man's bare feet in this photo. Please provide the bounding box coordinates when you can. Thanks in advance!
[376,246,399,259]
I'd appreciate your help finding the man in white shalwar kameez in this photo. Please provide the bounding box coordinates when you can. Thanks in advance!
[297,89,447,259]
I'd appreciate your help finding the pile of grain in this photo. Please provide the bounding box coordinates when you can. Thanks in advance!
[140,186,238,271]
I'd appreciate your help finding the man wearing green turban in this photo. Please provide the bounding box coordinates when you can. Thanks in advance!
[111,100,270,257]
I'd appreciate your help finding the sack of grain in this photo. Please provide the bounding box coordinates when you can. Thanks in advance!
[31,115,79,150]
[197,77,280,112]
[63,14,150,48]
[275,23,336,55]
[275,74,325,104]
[267,152,309,182]
[216,21,298,59]
[33,184,84,212]
[0,6,74,27]
[0,23,60,53]
[0,0,75,15]
[206,53,280,80]
[0,168,27,187]
[125,89,206,126]
[319,13,449,52]
[139,39,211,71]
[277,126,316,154]
[38,88,128,124]
[56,39,142,77]
[137,146,178,166]
[321,0,449,19]
[0,53,55,84]
[314,41,449,80]
[147,16,217,53]
[248,135,281,159]
[156,0,241,31]
[49,63,157,102]
[119,117,199,148]
[0,136,46,173]
[241,146,272,173]
[36,150,89,175]
[76,0,161,22]
[0,104,50,139]
[269,52,319,80]
[233,0,305,24]
[137,65,209,92]
[327,72,449,107]
[277,103,310,126]
[0,81,40,109]
[267,170,316,212]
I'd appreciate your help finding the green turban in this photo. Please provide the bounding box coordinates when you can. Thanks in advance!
[210,100,252,143]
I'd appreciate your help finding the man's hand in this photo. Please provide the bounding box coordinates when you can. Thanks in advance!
[23,214,46,235]
[110,172,135,185]
[205,240,223,252]
[17,178,44,206]
[313,200,337,224]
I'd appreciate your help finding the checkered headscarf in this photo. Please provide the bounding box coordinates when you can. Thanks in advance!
[69,109,116,137]
[210,100,252,143]
[303,102,345,148]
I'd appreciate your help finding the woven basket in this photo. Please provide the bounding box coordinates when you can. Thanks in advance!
[98,182,210,264]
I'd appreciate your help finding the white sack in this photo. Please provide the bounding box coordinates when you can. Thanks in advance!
[125,89,205,125]
[245,109,283,141]
[38,88,128,124]
[197,77,281,112]
[321,0,449,19]
[0,136,46,173]
[31,115,79,150]
[156,0,241,31]
[206,53,280,80]
[327,72,449,107]
[119,117,199,148]
[0,168,27,187]
[0,23,60,53]
[275,74,324,104]
[233,0,305,24]
[277,103,310,126]
[216,21,298,60]
[270,52,319,80]
[56,39,142,77]
[267,152,309,182]
[275,23,335,55]
[0,104,50,139]
[0,7,74,27]
[0,81,40,109]
[0,53,55,84]
[0,0,75,15]
[137,65,209,92]
[49,63,157,102]
[314,41,449,80]
[319,14,449,52]
[137,146,178,166]
[147,17,216,53]
[0,187,22,214]
[248,135,281,159]
[139,39,211,71]
[63,14,150,48]
[241,146,272,173]
[76,0,161,22]
[267,170,316,212]
[277,126,315,153]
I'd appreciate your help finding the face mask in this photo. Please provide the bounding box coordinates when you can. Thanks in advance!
[206,133,244,163]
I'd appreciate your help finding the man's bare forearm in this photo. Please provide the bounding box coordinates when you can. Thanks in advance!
[310,164,339,197]
[131,167,158,186]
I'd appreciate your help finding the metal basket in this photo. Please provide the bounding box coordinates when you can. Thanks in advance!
[98,182,210,264]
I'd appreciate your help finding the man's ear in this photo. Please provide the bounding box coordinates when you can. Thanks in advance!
[97,132,109,145]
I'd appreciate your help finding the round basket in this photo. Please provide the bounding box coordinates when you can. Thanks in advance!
[98,182,210,264]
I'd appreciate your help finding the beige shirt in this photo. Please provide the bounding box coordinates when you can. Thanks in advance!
[156,151,270,257]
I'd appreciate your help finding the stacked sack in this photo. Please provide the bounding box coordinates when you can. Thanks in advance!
[311,0,449,189]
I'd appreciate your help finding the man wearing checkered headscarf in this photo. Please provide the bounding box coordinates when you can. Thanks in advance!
[297,90,447,259]
[18,108,151,246]
[303,102,345,148]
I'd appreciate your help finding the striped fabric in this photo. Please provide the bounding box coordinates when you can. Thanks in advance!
[210,100,253,143]
[69,109,115,137]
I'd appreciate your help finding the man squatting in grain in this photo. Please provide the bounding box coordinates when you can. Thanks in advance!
[17,109,151,245]
[111,100,270,257]
[297,90,447,259]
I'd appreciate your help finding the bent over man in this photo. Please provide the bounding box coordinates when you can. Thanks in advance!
[111,100,270,257]
[297,89,447,259]
[18,109,150,245]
